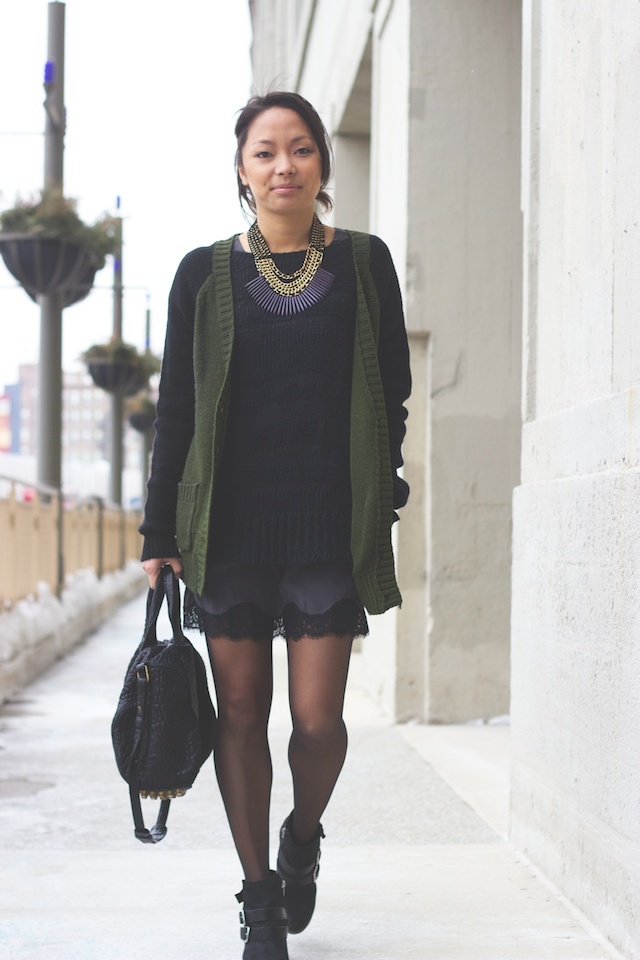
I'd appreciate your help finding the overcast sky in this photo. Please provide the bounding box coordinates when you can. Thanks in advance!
[0,0,253,390]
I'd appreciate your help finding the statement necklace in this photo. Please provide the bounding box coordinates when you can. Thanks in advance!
[246,213,334,315]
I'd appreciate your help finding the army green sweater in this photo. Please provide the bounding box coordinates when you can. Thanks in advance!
[141,231,411,616]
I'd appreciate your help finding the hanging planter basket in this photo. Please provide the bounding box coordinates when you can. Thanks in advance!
[83,341,161,398]
[127,395,157,433]
[128,410,156,433]
[0,190,117,306]
[87,359,149,397]
[0,235,99,306]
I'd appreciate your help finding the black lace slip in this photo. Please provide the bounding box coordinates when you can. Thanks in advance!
[184,593,368,643]
[184,593,273,643]
[279,598,369,641]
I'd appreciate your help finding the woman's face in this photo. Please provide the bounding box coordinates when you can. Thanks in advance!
[239,107,323,219]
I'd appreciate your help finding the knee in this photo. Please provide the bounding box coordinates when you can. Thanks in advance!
[217,688,270,737]
[291,712,346,746]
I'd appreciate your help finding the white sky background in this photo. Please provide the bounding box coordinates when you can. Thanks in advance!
[0,0,253,390]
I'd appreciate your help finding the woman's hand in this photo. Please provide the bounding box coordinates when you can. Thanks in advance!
[141,556,184,589]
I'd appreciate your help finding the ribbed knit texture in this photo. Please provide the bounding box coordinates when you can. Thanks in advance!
[348,232,398,612]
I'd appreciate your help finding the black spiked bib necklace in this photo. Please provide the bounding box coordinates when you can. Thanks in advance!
[246,214,335,315]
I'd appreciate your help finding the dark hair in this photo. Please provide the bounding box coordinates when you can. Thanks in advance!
[234,91,334,215]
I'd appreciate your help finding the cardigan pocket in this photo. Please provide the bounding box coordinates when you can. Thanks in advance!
[176,481,200,553]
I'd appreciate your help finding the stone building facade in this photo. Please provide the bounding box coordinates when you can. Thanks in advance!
[248,1,640,956]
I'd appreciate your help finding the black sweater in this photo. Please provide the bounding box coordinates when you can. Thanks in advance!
[140,230,410,566]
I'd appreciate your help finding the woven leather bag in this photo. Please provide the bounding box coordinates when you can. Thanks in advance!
[111,566,216,843]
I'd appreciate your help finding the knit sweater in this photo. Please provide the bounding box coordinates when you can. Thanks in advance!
[140,229,411,614]
[209,232,355,565]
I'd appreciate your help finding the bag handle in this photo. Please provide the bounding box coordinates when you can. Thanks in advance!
[163,564,184,638]
[130,783,171,844]
[141,564,184,649]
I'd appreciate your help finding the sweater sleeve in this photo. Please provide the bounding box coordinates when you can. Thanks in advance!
[369,236,412,512]
[139,246,213,560]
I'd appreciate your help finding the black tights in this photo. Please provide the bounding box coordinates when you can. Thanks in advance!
[208,632,353,881]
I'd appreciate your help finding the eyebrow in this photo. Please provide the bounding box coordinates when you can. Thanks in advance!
[250,135,313,147]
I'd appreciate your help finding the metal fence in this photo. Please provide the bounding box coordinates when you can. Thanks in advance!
[0,475,142,606]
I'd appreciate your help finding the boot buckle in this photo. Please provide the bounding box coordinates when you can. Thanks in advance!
[239,910,250,941]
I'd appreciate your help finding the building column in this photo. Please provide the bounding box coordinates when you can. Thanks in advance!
[392,0,522,721]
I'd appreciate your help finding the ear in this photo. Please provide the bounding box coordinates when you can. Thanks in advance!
[238,165,248,187]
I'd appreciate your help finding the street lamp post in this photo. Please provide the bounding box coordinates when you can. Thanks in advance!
[37,1,65,492]
[109,203,124,506]
[142,299,153,504]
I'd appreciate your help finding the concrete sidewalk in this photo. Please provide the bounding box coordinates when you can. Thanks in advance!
[0,591,623,960]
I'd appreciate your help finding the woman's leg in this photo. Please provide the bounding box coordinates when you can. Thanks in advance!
[286,632,353,843]
[208,635,274,881]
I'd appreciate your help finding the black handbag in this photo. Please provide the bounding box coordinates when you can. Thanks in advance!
[111,565,217,843]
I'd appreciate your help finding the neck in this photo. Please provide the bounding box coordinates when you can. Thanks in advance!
[254,211,317,252]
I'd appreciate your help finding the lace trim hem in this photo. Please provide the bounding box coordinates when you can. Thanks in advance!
[184,596,368,643]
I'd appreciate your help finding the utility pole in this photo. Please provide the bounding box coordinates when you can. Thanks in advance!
[109,199,124,505]
[37,1,65,490]
[141,297,153,506]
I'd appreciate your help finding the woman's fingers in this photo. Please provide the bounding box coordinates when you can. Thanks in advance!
[167,557,184,580]
[141,557,183,588]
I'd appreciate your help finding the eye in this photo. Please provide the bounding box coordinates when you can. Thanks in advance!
[256,151,272,159]
[295,147,312,155]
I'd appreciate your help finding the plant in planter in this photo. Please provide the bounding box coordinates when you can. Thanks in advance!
[0,189,118,306]
[126,393,157,434]
[82,339,161,397]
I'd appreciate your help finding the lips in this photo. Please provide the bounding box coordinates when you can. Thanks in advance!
[272,183,300,193]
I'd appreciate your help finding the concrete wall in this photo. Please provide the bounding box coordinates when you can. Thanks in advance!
[248,0,522,723]
[332,134,370,232]
[512,2,640,955]
[0,564,147,705]
[357,0,522,724]
[399,0,522,722]
[249,0,297,92]
[365,0,415,718]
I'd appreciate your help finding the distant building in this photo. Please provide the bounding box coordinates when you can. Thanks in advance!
[6,364,139,469]
[4,383,21,453]
[62,368,110,462]
[15,363,38,457]
[0,394,11,452]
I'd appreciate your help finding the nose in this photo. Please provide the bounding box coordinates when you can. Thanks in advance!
[275,152,295,176]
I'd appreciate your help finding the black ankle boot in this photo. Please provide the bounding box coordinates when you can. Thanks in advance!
[276,812,325,935]
[236,871,289,959]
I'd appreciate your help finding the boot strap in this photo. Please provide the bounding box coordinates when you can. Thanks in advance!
[279,862,318,885]
[278,849,321,886]
[240,906,287,924]
[239,908,288,942]
[278,819,324,886]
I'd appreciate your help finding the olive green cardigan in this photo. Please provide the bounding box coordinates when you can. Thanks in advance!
[175,231,402,616]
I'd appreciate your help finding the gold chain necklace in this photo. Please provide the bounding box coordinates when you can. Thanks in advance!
[247,214,325,297]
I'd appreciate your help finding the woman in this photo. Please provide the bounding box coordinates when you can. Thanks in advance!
[140,91,411,959]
